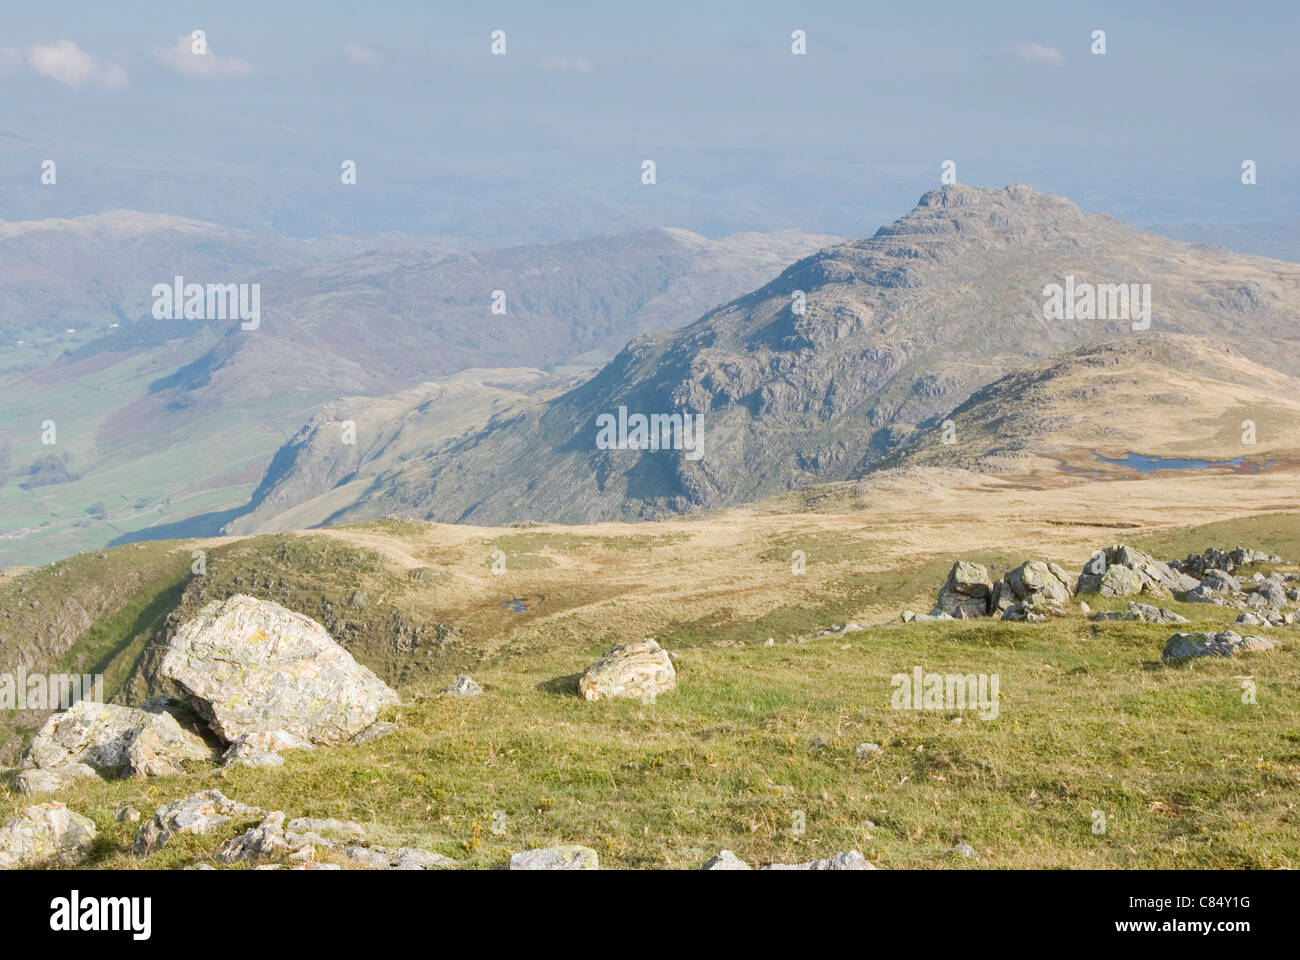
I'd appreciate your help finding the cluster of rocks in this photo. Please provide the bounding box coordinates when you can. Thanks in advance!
[930,559,1073,622]
[919,544,1295,630]
[124,789,454,869]
[1172,547,1281,575]
[11,594,401,794]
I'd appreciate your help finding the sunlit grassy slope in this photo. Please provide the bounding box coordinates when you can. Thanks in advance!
[2,492,1298,868]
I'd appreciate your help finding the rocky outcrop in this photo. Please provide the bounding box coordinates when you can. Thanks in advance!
[508,845,600,870]
[932,561,993,618]
[1161,630,1277,664]
[761,850,876,870]
[0,802,97,869]
[20,700,213,783]
[578,640,676,702]
[1077,545,1198,597]
[159,594,399,748]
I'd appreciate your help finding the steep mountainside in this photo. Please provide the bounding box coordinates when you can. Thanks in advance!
[333,184,1300,525]
[222,369,579,535]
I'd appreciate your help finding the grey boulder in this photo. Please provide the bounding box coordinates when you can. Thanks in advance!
[159,594,399,747]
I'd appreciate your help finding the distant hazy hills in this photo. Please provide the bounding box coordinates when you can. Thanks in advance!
[158,226,843,401]
[0,218,838,564]
[290,184,1299,527]
[1149,217,1300,263]
[0,210,444,343]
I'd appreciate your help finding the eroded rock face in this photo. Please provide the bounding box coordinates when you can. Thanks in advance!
[508,845,600,870]
[1161,630,1277,664]
[761,850,876,870]
[22,700,213,780]
[0,802,96,869]
[932,561,993,618]
[159,595,399,747]
[578,640,676,701]
[134,789,264,857]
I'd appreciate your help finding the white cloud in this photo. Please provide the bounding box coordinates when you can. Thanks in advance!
[154,35,253,78]
[342,43,382,68]
[999,42,1064,66]
[26,40,128,89]
[540,56,591,74]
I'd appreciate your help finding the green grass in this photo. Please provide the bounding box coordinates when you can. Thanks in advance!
[3,515,1298,869]
[5,586,1296,870]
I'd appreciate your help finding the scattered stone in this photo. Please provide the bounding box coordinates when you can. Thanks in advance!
[159,594,399,748]
[350,721,397,745]
[508,845,600,870]
[855,743,883,760]
[219,812,294,863]
[702,850,752,870]
[0,802,97,869]
[444,675,482,696]
[1078,601,1090,615]
[11,762,98,795]
[578,640,676,702]
[1161,630,1278,664]
[951,842,978,859]
[22,700,213,780]
[818,622,865,635]
[134,789,263,857]
[286,818,365,842]
[341,845,455,870]
[1090,601,1187,625]
[762,850,876,870]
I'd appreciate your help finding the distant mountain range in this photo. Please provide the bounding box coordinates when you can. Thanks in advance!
[244,184,1299,528]
[0,216,837,564]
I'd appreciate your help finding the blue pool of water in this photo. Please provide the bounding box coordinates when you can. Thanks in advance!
[1095,452,1264,473]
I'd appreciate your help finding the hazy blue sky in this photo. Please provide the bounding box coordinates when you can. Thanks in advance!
[2,1,1296,241]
